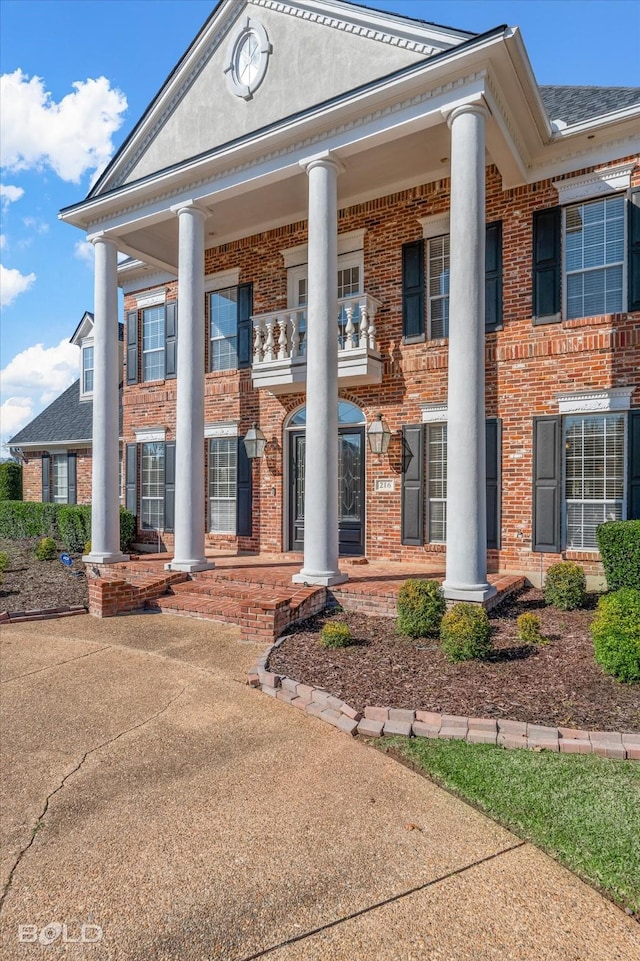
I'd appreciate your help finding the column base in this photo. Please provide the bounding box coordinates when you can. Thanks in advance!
[442,582,497,604]
[83,552,129,565]
[165,559,216,573]
[292,569,348,587]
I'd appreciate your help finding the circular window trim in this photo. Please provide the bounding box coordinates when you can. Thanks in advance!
[224,17,272,101]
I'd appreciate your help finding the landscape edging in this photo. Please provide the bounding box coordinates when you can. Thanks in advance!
[0,605,87,625]
[248,639,640,761]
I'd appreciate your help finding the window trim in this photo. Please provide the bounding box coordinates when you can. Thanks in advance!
[208,436,238,534]
[80,341,95,399]
[426,422,447,544]
[141,304,166,383]
[52,452,69,504]
[208,285,239,373]
[426,233,450,340]
[140,441,165,531]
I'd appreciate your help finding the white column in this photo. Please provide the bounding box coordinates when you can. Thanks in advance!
[442,103,495,603]
[85,236,128,564]
[293,153,347,587]
[169,203,212,573]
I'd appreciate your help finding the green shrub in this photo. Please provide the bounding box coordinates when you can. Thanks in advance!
[0,462,22,501]
[35,536,58,561]
[440,603,492,662]
[596,520,640,592]
[591,589,640,683]
[0,551,9,573]
[396,578,446,638]
[84,541,92,556]
[320,621,355,649]
[517,612,547,645]
[58,505,91,553]
[544,562,586,611]
[119,507,136,553]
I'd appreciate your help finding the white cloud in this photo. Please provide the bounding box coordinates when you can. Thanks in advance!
[75,239,94,266]
[0,69,127,183]
[0,184,24,208]
[0,235,5,250]
[22,216,49,235]
[0,338,80,452]
[0,263,36,307]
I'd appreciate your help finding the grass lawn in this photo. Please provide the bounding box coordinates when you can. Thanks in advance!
[383,737,640,917]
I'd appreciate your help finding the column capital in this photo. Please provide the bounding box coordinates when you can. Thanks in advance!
[299,150,345,176]
[88,232,118,250]
[442,99,489,129]
[170,199,207,220]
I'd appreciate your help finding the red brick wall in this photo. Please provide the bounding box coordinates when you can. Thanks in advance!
[21,448,93,505]
[122,156,640,581]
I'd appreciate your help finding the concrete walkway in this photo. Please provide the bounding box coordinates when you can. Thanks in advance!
[1,615,638,961]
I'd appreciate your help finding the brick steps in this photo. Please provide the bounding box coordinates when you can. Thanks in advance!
[147,592,244,623]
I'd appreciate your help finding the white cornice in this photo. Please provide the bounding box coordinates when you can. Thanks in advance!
[556,388,633,414]
[552,160,636,204]
[419,213,449,239]
[421,403,448,423]
[204,267,241,291]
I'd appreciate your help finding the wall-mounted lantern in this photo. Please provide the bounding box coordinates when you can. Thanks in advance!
[367,413,392,455]
[243,423,267,459]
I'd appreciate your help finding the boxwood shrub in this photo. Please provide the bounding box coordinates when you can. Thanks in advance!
[591,589,640,683]
[396,578,446,638]
[320,621,355,648]
[596,520,640,591]
[544,561,586,611]
[0,462,22,501]
[0,501,136,554]
[440,603,492,662]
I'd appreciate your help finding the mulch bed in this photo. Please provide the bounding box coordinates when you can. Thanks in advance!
[269,588,640,734]
[0,538,89,614]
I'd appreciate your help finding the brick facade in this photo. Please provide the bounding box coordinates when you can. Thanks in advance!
[119,156,639,582]
[22,447,93,506]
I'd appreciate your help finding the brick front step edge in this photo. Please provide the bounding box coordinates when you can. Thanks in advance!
[0,606,87,625]
[248,641,640,761]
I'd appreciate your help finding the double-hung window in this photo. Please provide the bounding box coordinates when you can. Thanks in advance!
[564,413,625,550]
[427,236,450,339]
[142,306,165,382]
[427,424,447,542]
[82,345,94,394]
[141,442,165,530]
[565,196,625,319]
[52,454,68,503]
[208,438,237,532]
[210,287,238,372]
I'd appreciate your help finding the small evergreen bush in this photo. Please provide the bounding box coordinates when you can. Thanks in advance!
[320,621,355,649]
[591,589,640,683]
[119,506,136,553]
[0,551,9,573]
[35,536,58,561]
[440,603,492,662]
[396,578,446,638]
[596,520,640,591]
[0,462,22,501]
[544,562,586,611]
[517,612,547,646]
[84,541,92,556]
[58,505,91,553]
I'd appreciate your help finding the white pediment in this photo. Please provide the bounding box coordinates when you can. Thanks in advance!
[93,0,471,195]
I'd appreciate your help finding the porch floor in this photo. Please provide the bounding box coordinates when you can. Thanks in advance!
[92,551,525,641]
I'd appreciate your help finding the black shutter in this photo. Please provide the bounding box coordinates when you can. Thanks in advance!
[165,302,177,379]
[485,221,503,331]
[42,454,51,503]
[629,410,640,520]
[533,416,562,552]
[126,310,139,385]
[532,207,561,324]
[486,419,501,549]
[236,437,252,537]
[401,425,424,545]
[125,443,137,516]
[628,188,640,312]
[237,283,253,369]
[67,452,77,505]
[164,442,175,532]
[402,240,425,340]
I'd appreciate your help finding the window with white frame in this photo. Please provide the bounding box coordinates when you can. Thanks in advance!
[209,287,238,371]
[52,454,68,503]
[141,442,165,529]
[142,306,165,382]
[82,345,94,394]
[427,235,450,339]
[564,413,625,550]
[565,195,625,320]
[427,424,447,543]
[209,438,237,533]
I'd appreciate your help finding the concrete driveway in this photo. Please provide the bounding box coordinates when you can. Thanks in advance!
[1,614,638,961]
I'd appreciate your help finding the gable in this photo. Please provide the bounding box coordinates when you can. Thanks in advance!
[96,0,472,193]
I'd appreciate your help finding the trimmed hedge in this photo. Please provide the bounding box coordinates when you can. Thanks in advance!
[0,501,136,554]
[440,603,492,662]
[591,589,640,683]
[596,520,640,591]
[0,462,22,501]
[396,578,446,638]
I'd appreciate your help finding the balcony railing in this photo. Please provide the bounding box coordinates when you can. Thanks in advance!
[251,293,383,393]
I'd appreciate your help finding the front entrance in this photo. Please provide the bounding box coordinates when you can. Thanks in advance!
[287,402,366,556]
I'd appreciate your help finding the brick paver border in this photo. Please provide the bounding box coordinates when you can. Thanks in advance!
[0,606,87,625]
[249,638,640,761]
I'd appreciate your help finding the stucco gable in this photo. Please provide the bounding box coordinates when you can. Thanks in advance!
[94,0,472,194]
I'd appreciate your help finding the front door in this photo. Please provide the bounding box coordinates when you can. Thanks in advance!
[289,427,365,555]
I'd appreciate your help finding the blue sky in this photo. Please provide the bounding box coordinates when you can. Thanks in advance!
[1,0,639,452]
